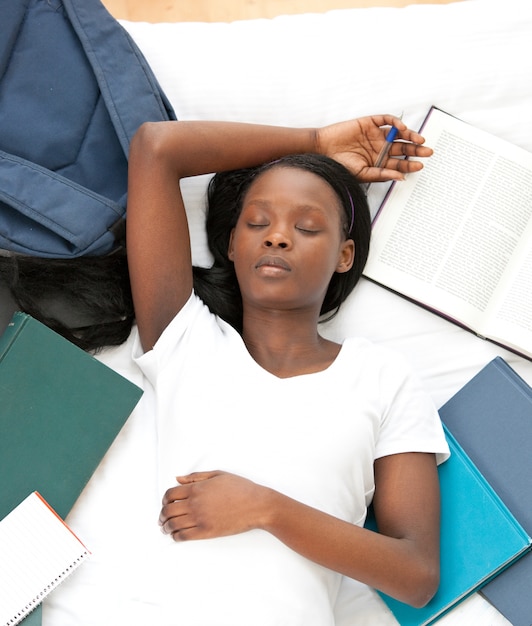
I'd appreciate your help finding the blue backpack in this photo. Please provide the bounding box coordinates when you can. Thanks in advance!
[0,0,176,258]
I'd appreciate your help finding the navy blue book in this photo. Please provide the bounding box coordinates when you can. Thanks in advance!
[440,357,532,626]
[366,359,532,625]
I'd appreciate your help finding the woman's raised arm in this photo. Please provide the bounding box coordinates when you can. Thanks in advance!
[126,121,317,351]
[126,117,431,350]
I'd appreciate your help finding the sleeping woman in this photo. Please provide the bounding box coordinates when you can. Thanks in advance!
[124,116,449,624]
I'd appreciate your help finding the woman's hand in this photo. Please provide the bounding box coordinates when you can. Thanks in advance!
[158,455,440,607]
[316,114,433,183]
[159,470,270,541]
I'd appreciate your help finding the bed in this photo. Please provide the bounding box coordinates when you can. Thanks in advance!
[43,0,532,623]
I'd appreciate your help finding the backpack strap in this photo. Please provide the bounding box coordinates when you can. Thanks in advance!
[63,0,176,156]
[0,150,125,258]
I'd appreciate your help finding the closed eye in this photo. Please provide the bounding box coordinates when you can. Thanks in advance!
[296,226,320,235]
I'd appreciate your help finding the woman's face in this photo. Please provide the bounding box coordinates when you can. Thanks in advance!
[228,166,354,315]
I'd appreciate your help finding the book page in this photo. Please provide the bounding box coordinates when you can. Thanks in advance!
[364,108,532,356]
[487,244,532,354]
[0,492,90,625]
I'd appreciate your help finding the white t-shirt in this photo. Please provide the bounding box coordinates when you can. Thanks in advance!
[133,292,449,625]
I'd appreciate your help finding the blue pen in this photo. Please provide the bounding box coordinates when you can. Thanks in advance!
[374,125,399,169]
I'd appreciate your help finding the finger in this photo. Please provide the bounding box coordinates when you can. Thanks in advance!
[375,168,406,182]
[379,155,427,173]
[171,525,203,542]
[395,159,425,174]
[360,165,405,183]
[163,514,197,538]
[159,499,187,524]
[367,114,407,132]
[367,158,425,182]
[162,484,189,505]
[176,470,222,484]
[388,143,433,159]
[394,128,427,145]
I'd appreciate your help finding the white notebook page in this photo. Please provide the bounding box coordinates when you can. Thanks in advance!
[0,492,90,626]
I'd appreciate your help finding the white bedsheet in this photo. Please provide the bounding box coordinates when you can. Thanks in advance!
[44,0,532,623]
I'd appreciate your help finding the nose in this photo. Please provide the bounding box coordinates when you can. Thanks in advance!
[264,228,291,249]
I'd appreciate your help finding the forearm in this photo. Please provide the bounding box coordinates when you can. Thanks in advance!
[133,120,318,180]
[127,120,317,348]
[261,488,438,608]
[160,461,440,607]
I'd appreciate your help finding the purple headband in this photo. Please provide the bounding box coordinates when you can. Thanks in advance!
[345,186,355,235]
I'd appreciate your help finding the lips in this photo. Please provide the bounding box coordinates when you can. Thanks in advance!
[255,255,291,272]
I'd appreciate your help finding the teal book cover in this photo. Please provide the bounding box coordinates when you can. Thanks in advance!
[0,312,143,521]
[367,425,531,625]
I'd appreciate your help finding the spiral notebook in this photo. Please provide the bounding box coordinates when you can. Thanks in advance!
[0,492,90,626]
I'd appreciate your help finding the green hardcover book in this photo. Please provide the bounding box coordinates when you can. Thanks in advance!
[0,312,143,521]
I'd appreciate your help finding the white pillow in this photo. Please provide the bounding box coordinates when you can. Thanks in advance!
[122,0,532,270]
[123,0,532,137]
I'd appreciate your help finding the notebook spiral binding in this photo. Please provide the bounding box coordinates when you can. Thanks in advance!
[7,550,89,626]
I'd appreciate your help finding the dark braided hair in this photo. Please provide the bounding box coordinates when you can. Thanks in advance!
[0,251,134,352]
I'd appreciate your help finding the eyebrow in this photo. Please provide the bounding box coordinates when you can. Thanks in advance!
[244,199,328,216]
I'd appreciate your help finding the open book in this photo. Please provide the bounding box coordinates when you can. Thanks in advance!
[0,492,90,625]
[363,107,532,360]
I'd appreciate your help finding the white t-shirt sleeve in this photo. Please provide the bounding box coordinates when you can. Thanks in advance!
[132,291,210,385]
[373,348,450,464]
